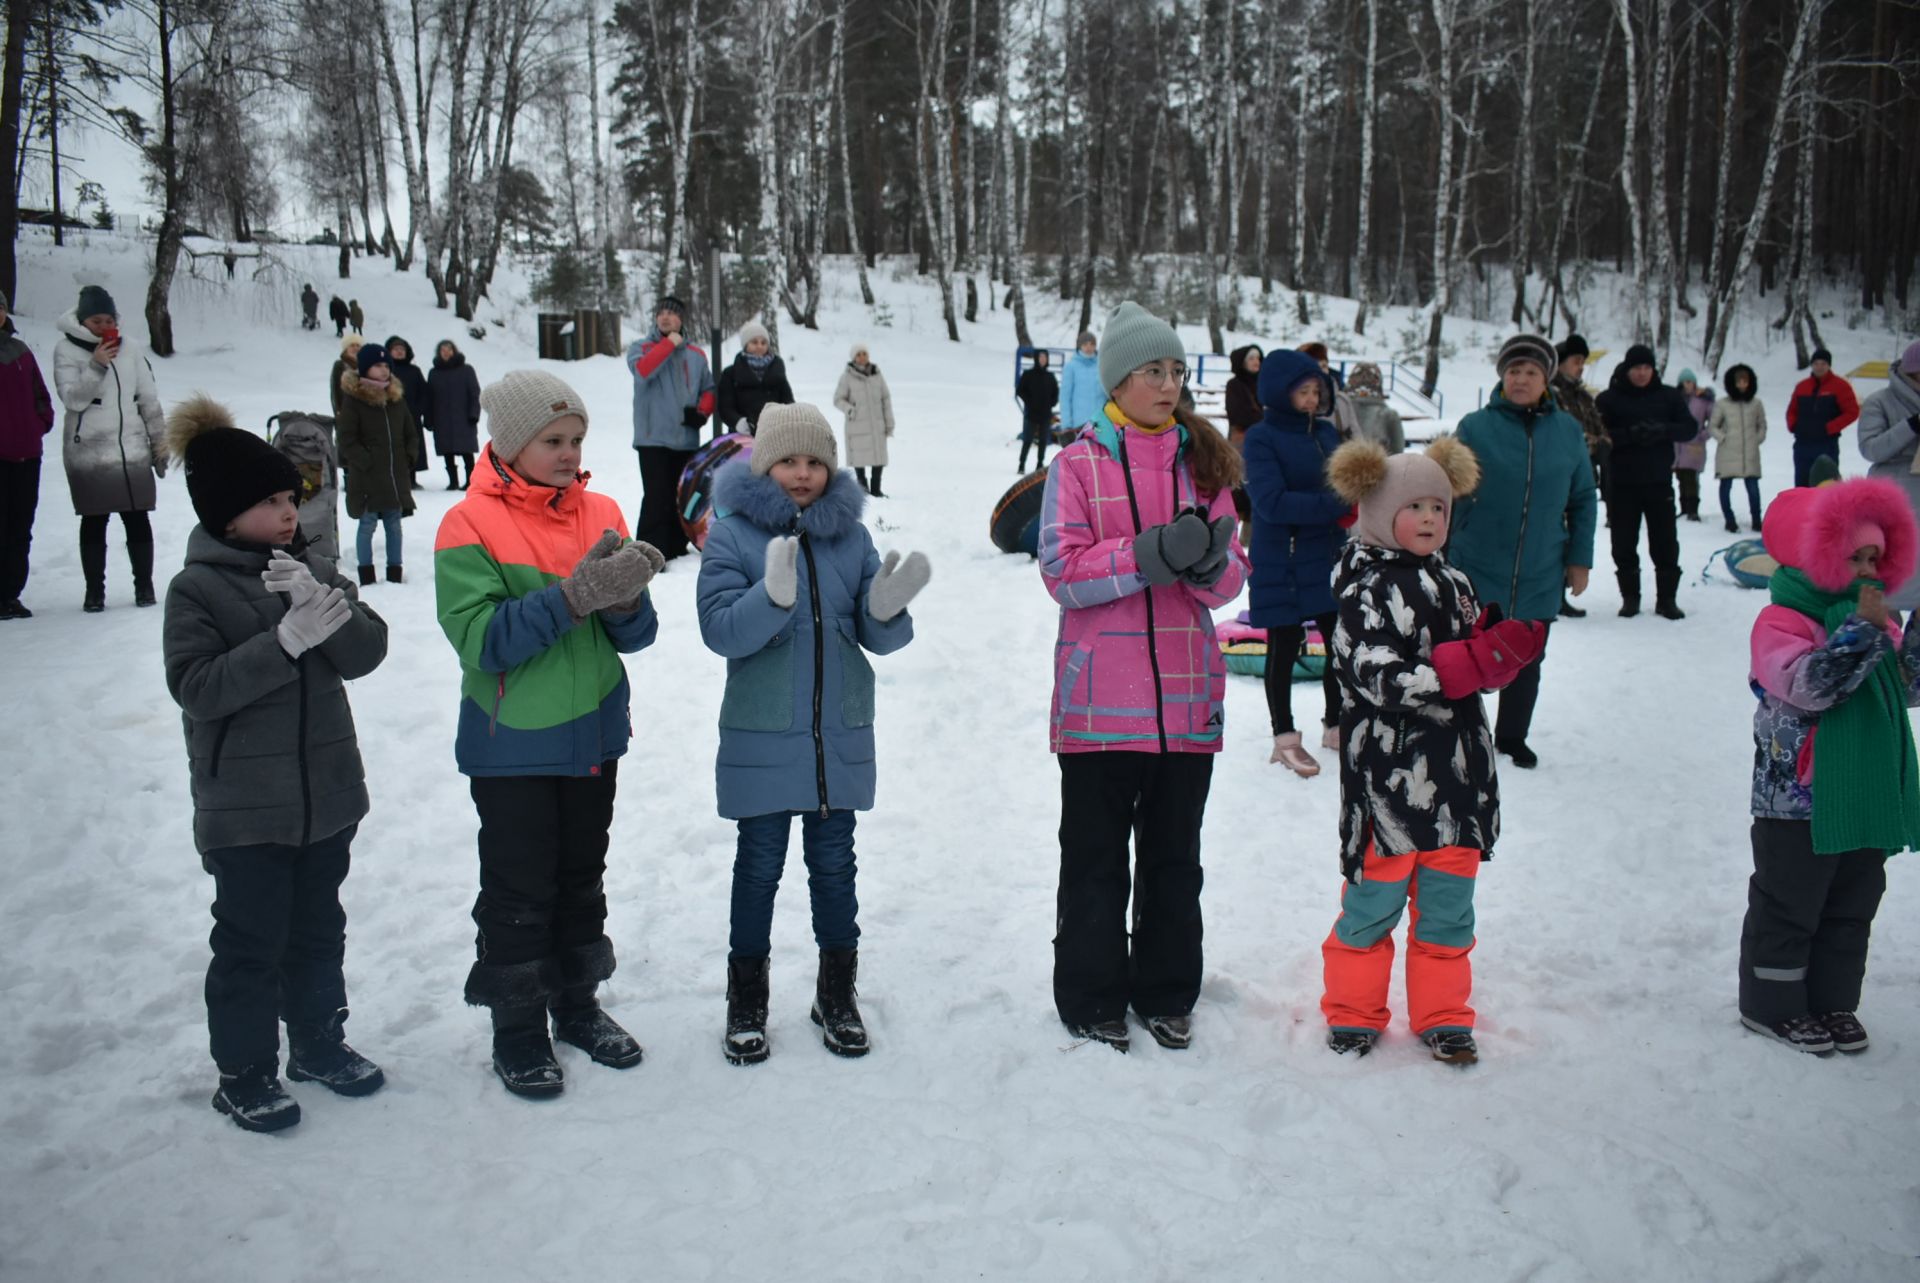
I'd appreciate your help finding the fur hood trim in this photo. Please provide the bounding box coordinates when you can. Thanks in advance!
[165,393,240,463]
[340,367,405,406]
[713,460,866,539]
[1765,477,1918,593]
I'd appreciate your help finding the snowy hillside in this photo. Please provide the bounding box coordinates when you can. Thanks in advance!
[3,229,1917,1281]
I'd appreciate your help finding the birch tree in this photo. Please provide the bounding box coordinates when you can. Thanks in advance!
[993,0,1029,345]
[1615,0,1650,345]
[831,0,873,306]
[1352,0,1379,334]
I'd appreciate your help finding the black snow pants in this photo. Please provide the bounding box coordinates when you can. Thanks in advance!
[1739,818,1888,1024]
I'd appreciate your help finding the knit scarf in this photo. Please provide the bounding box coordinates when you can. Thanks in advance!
[1106,399,1174,435]
[745,352,774,371]
[360,368,392,393]
[1770,565,1920,855]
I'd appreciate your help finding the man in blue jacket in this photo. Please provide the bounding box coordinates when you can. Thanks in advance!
[1449,334,1598,768]
[626,295,716,561]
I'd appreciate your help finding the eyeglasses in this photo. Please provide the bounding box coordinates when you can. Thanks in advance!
[1129,362,1188,388]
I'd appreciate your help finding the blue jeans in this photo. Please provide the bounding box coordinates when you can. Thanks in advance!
[1719,477,1762,525]
[356,509,402,568]
[729,810,859,960]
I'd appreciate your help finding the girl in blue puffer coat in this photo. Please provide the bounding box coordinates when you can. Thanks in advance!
[1244,348,1348,777]
[696,403,930,1067]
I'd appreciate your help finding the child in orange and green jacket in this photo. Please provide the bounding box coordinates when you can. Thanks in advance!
[435,370,661,1099]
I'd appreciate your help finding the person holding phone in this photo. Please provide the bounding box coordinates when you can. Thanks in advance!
[53,285,167,612]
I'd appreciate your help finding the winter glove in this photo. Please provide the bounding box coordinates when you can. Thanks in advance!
[867,550,930,622]
[1432,618,1548,699]
[682,406,709,429]
[763,535,800,608]
[261,549,323,605]
[560,545,657,620]
[1179,516,1236,589]
[606,541,665,614]
[277,586,353,659]
[1133,510,1212,586]
[572,528,625,575]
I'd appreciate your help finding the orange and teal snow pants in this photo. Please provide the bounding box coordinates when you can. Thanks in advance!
[1321,842,1479,1036]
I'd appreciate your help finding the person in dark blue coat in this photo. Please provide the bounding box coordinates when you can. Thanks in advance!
[696,403,929,1066]
[1245,348,1348,776]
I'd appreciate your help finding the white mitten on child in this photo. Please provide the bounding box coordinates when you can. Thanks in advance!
[867,551,931,621]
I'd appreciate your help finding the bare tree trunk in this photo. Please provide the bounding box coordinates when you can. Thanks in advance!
[1544,16,1613,332]
[913,0,960,340]
[1675,12,1698,315]
[832,0,873,306]
[959,0,980,322]
[1778,59,1823,365]
[1419,0,1460,397]
[143,0,184,355]
[1291,56,1310,326]
[1616,0,1651,345]
[1352,0,1379,333]
[750,5,788,347]
[1702,0,1742,347]
[1508,0,1537,325]
[1702,0,1825,374]
[1072,4,1093,336]
[993,0,1029,345]
[375,1,423,271]
[586,0,609,298]
[1645,0,1678,354]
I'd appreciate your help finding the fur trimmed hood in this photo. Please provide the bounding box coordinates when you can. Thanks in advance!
[713,459,866,539]
[339,366,405,406]
[1763,476,1918,593]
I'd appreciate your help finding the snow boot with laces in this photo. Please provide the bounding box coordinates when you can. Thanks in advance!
[810,947,869,1057]
[1327,1029,1379,1057]
[1139,1013,1192,1050]
[1423,1029,1479,1065]
[1741,1013,1835,1055]
[286,1014,386,1096]
[723,956,771,1065]
[1064,1018,1130,1053]
[1819,1011,1869,1054]
[549,989,644,1069]
[212,1064,302,1132]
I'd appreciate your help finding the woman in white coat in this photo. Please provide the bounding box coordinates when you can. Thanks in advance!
[833,342,895,498]
[53,285,167,612]
[1708,362,1766,534]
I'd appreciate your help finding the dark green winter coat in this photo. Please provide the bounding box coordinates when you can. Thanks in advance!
[335,369,421,517]
[1448,390,1599,623]
[164,527,388,857]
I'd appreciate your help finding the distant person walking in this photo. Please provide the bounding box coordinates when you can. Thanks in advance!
[53,285,167,612]
[300,284,320,331]
[347,299,365,335]
[329,296,349,338]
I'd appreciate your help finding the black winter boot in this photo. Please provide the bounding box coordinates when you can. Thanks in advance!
[358,564,376,587]
[550,988,643,1069]
[129,537,156,606]
[724,956,771,1066]
[492,1006,565,1097]
[447,460,462,490]
[81,536,107,613]
[212,1064,302,1132]
[386,565,403,584]
[810,947,868,1057]
[287,1013,386,1097]
[868,466,885,498]
[1617,597,1640,618]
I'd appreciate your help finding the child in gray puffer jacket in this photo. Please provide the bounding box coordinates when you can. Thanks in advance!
[162,396,389,1134]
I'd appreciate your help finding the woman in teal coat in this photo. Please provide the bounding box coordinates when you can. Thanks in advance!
[1448,335,1598,769]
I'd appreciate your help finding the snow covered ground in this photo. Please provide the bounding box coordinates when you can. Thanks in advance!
[3,230,1917,1281]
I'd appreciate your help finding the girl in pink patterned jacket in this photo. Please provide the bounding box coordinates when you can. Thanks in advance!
[1036,301,1249,1055]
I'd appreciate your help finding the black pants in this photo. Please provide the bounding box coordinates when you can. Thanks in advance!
[79,510,154,591]
[469,764,619,971]
[1054,752,1211,1025]
[444,453,474,488]
[1494,619,1552,745]
[1792,435,1839,488]
[1018,420,1051,471]
[635,446,693,559]
[1739,818,1887,1023]
[1676,468,1701,517]
[0,457,41,602]
[204,823,356,1074]
[1607,479,1681,604]
[1266,615,1340,735]
[855,466,886,496]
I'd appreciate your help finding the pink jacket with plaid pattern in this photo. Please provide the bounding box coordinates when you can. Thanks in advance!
[1038,410,1249,753]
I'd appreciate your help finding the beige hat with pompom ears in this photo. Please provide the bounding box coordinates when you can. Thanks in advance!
[1328,436,1479,552]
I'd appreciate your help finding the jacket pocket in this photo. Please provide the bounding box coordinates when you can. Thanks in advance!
[835,621,875,728]
[719,633,795,732]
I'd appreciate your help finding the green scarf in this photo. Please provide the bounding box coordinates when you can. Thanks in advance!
[1770,565,1920,855]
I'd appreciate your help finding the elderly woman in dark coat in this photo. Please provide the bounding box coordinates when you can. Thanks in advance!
[428,339,482,490]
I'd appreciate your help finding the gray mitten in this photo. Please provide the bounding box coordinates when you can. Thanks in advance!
[560,545,656,619]
[1180,515,1236,588]
[763,536,800,608]
[572,528,624,575]
[277,586,352,658]
[1133,511,1212,586]
[607,541,665,614]
[867,550,930,622]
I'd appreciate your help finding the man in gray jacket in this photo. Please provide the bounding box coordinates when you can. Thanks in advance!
[626,295,716,560]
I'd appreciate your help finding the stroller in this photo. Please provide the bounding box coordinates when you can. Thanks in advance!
[267,410,341,562]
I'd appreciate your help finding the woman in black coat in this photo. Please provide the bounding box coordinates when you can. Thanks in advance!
[715,321,794,437]
[427,339,481,489]
[385,335,431,486]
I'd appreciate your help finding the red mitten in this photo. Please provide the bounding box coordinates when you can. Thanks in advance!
[1434,619,1547,698]
[1433,638,1488,699]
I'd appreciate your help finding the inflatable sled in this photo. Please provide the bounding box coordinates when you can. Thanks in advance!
[1704,538,1777,590]
[1217,617,1327,681]
[991,467,1049,556]
[267,411,340,561]
[679,432,754,550]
